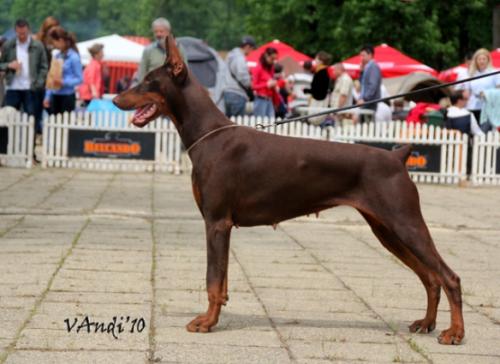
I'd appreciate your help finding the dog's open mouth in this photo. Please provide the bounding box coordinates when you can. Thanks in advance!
[130,104,158,127]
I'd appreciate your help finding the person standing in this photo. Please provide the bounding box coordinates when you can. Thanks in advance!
[330,63,353,109]
[357,45,381,122]
[223,36,256,118]
[0,36,6,107]
[136,17,187,82]
[35,16,60,66]
[33,16,59,136]
[252,47,278,118]
[0,19,48,131]
[43,26,82,115]
[79,43,104,106]
[303,51,332,103]
[464,48,500,121]
[303,51,333,125]
[330,62,354,125]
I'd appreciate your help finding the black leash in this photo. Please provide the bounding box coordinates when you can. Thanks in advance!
[255,69,500,129]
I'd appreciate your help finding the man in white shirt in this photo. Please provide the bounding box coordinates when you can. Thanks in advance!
[330,63,353,109]
[329,63,354,125]
[447,90,484,136]
[0,19,48,135]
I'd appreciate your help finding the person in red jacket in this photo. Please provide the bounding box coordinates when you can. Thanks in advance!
[79,43,104,106]
[252,47,278,118]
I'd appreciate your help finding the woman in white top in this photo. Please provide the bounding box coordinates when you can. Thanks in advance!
[465,48,500,121]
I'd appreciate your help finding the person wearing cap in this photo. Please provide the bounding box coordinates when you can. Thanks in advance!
[136,17,187,82]
[223,36,256,117]
[79,43,104,106]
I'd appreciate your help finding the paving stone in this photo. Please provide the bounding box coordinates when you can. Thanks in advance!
[154,343,291,364]
[4,350,148,364]
[1,169,499,363]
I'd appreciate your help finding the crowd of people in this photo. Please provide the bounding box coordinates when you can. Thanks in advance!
[0,16,177,150]
[1,15,499,152]
[0,17,85,143]
[223,41,386,124]
[224,39,500,136]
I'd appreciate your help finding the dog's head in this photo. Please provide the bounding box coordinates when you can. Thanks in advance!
[112,34,188,127]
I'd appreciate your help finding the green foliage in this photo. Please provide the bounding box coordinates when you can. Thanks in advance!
[131,0,248,49]
[0,0,495,69]
[242,0,495,69]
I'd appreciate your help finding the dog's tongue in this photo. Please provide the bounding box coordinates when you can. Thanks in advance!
[130,104,155,127]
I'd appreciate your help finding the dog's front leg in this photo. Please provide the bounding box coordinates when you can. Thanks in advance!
[186,219,232,333]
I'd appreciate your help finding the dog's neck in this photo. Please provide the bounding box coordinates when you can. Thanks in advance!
[167,72,232,150]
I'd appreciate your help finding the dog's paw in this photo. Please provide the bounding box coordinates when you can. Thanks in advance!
[438,327,464,345]
[409,318,436,334]
[186,314,214,333]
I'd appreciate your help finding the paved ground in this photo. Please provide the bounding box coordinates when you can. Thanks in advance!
[0,167,499,364]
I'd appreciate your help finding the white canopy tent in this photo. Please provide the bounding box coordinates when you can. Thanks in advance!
[76,34,145,65]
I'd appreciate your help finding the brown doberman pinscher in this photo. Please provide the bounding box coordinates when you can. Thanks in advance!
[113,35,464,344]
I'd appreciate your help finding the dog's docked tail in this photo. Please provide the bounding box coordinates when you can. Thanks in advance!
[393,144,413,165]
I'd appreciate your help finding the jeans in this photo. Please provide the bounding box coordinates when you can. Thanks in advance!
[3,90,38,158]
[224,91,246,118]
[3,89,36,118]
[33,89,45,134]
[253,96,274,118]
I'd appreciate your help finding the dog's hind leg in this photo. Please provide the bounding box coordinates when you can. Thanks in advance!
[390,218,464,345]
[186,219,232,333]
[359,211,441,334]
[359,178,464,344]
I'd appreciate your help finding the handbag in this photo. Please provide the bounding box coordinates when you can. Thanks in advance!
[46,58,63,90]
[228,66,254,101]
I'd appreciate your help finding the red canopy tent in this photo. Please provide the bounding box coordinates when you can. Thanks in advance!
[341,44,438,79]
[246,39,312,71]
[438,48,500,83]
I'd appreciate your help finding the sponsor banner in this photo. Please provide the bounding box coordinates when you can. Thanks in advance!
[68,130,155,160]
[0,126,8,154]
[357,142,441,173]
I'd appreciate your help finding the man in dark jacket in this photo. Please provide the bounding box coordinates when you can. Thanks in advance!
[0,19,48,133]
[357,45,381,123]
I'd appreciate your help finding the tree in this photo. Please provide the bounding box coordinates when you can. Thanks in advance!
[8,0,98,40]
[1,0,494,69]
[132,0,248,49]
[241,0,494,69]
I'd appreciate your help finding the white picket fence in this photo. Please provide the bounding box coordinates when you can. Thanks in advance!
[1,111,468,185]
[471,131,500,185]
[0,110,34,168]
[328,121,468,184]
[42,111,182,173]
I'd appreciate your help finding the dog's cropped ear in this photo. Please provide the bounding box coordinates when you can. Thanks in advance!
[164,34,187,82]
